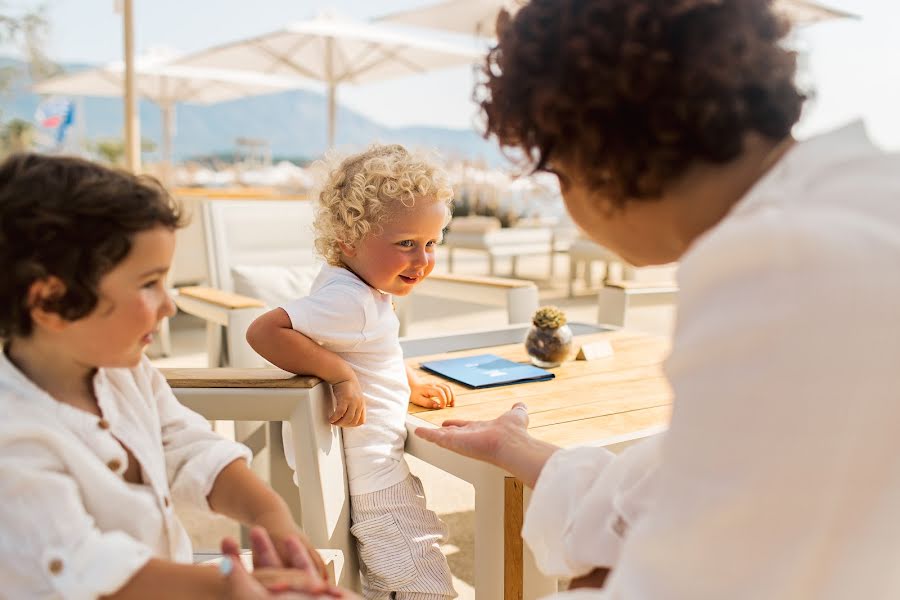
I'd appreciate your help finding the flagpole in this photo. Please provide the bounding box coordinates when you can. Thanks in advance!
[120,0,141,172]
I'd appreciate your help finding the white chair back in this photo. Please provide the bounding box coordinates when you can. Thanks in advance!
[203,199,318,293]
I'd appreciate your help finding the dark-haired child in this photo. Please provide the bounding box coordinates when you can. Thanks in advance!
[0,154,323,598]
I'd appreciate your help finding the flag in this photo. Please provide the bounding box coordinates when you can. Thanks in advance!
[34,97,75,144]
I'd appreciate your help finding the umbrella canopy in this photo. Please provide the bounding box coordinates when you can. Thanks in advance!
[33,52,303,177]
[377,0,516,37]
[378,0,856,38]
[172,13,483,147]
[775,0,857,25]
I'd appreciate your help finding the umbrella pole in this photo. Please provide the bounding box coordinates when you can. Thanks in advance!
[325,36,336,148]
[121,0,141,172]
[327,82,336,148]
[161,102,175,189]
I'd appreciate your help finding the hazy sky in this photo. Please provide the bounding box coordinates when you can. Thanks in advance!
[2,0,898,149]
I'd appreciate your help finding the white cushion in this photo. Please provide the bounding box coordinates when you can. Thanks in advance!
[231,264,320,308]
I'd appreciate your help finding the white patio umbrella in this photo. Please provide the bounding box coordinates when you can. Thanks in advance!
[378,0,855,38]
[377,0,519,37]
[33,52,303,181]
[171,13,483,147]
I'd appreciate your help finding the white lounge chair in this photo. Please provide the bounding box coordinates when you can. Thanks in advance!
[566,236,632,297]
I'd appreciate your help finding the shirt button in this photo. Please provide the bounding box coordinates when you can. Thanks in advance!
[612,514,628,537]
[107,459,122,471]
[98,419,110,430]
[48,558,64,575]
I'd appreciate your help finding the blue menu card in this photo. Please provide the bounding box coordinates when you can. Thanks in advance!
[420,354,555,389]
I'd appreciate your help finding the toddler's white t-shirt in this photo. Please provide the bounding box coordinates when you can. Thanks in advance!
[281,264,411,495]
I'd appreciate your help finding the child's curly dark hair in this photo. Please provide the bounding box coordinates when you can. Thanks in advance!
[478,0,805,207]
[0,154,183,338]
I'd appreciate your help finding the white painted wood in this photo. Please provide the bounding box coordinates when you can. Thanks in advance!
[567,237,622,297]
[400,321,605,358]
[596,283,678,327]
[172,384,361,591]
[405,415,507,599]
[522,486,559,600]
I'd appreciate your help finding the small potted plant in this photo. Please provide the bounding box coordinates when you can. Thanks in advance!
[524,305,573,368]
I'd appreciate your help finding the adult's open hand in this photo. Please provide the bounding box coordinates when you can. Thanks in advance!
[414,402,530,466]
[415,402,559,488]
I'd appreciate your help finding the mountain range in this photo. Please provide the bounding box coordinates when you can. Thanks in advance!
[0,57,504,165]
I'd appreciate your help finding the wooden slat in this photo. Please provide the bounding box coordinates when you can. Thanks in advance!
[410,373,669,422]
[531,405,672,447]
[504,477,525,600]
[179,286,266,309]
[606,279,678,292]
[174,187,311,201]
[162,367,319,388]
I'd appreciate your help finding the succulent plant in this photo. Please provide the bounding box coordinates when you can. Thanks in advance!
[531,305,567,329]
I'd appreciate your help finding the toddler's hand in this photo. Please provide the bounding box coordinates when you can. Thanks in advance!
[330,376,366,426]
[409,380,454,409]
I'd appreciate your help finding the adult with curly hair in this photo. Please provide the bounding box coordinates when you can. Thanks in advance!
[235,1,900,598]
[408,0,900,598]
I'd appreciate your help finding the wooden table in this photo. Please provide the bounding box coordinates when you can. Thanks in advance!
[404,328,672,600]
[165,326,671,598]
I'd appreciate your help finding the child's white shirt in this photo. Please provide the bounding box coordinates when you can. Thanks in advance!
[0,352,251,600]
[281,264,411,496]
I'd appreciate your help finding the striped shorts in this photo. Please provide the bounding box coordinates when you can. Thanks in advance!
[350,474,457,600]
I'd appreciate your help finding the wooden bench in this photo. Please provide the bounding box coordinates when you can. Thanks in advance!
[444,227,554,278]
[597,280,679,327]
[395,272,539,334]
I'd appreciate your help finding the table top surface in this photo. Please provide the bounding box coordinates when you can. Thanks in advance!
[406,329,673,448]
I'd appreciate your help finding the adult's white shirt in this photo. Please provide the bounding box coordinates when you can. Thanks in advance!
[525,121,900,599]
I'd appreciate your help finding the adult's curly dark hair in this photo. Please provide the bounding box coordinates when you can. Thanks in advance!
[478,0,805,206]
[0,153,183,338]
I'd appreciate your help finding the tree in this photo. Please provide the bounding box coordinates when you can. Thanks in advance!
[91,137,158,166]
[0,3,57,88]
[0,118,35,155]
[1,3,58,130]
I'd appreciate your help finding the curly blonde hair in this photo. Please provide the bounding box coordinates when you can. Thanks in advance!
[313,144,453,266]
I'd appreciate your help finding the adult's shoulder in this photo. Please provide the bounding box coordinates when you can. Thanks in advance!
[681,191,900,305]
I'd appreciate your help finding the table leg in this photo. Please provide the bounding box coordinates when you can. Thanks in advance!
[505,477,524,600]
[504,479,559,600]
[474,470,507,600]
[522,486,559,599]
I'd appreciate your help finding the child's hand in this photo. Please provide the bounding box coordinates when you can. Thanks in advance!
[221,527,358,599]
[330,376,366,426]
[409,380,455,409]
[224,526,328,582]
